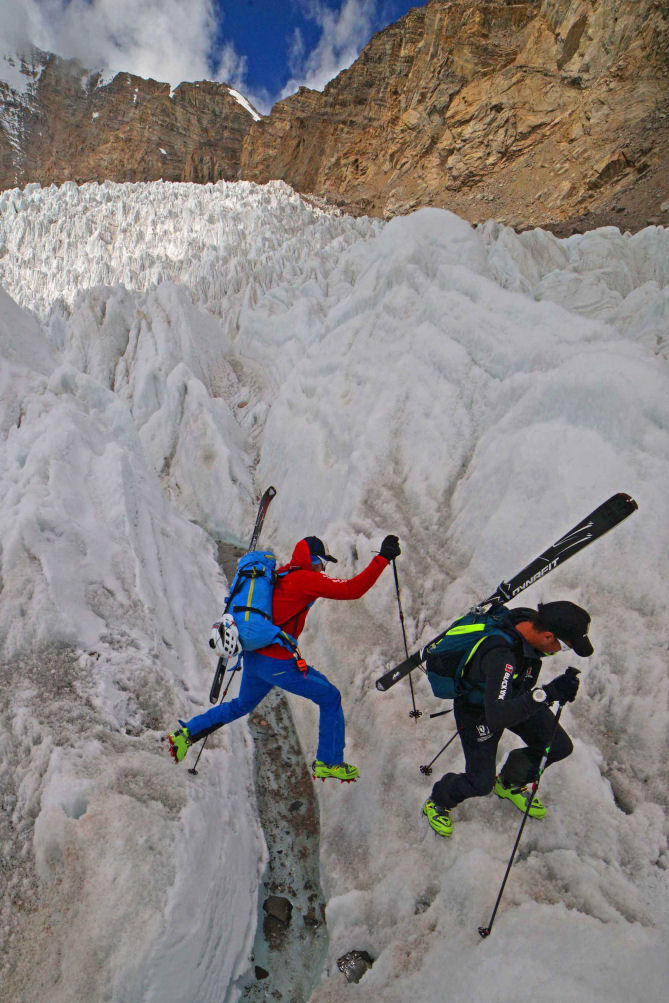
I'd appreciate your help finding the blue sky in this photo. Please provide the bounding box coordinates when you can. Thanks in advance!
[1,1,428,114]
[211,1,426,108]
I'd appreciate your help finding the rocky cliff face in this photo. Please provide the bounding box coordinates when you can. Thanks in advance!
[240,0,668,229]
[0,48,258,189]
[1,1,667,231]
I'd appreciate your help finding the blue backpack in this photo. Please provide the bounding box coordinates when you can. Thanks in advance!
[226,551,299,652]
[425,605,517,702]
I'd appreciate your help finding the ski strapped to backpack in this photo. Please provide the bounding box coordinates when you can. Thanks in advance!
[208,488,316,703]
[248,486,277,552]
[375,492,638,693]
[209,486,277,704]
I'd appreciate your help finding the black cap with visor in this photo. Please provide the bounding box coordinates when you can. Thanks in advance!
[304,536,338,565]
[537,601,593,656]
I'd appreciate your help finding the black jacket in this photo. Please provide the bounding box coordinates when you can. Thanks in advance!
[461,615,546,731]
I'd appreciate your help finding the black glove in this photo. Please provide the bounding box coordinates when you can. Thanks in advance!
[543,667,580,704]
[379,535,401,561]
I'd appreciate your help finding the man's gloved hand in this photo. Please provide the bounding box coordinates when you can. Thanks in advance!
[543,667,580,704]
[379,535,401,561]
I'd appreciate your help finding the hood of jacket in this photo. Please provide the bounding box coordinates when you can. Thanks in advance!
[280,538,314,572]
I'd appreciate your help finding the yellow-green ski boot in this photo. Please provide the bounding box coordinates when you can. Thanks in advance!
[494,777,546,819]
[422,799,453,837]
[167,725,191,763]
[311,760,359,783]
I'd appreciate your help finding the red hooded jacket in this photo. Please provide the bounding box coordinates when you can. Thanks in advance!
[259,538,389,660]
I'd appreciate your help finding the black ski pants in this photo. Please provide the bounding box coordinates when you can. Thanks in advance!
[430,700,573,810]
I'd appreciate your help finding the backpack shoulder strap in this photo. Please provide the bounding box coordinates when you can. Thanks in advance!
[464,626,517,667]
[457,624,519,700]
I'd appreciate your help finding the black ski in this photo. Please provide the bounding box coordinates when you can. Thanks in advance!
[248,485,277,552]
[209,486,277,703]
[480,492,638,607]
[375,492,637,692]
[208,656,228,705]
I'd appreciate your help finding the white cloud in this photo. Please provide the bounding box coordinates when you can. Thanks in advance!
[287,26,306,70]
[280,0,379,99]
[0,0,403,115]
[0,0,249,91]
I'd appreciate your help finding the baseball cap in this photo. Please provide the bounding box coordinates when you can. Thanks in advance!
[304,536,338,564]
[537,601,593,656]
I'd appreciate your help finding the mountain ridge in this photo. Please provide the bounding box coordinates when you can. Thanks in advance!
[1,0,667,231]
[0,47,258,189]
[240,0,669,230]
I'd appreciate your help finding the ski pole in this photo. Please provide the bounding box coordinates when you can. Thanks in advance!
[392,559,422,721]
[188,738,207,776]
[478,669,579,938]
[419,720,460,775]
[188,661,241,776]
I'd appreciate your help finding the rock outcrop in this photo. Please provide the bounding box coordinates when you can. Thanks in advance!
[240,0,668,228]
[0,48,258,189]
[1,1,667,231]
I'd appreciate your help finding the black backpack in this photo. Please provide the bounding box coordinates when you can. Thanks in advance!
[425,605,517,701]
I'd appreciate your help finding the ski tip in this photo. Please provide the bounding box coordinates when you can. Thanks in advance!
[612,492,638,513]
[375,680,386,692]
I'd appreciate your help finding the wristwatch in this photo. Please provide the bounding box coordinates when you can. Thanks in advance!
[531,687,547,704]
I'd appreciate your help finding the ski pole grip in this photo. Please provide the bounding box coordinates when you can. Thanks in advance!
[554,666,581,708]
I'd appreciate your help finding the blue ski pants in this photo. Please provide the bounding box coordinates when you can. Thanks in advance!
[186,650,346,765]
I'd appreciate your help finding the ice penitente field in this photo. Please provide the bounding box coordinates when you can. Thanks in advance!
[0,179,667,1001]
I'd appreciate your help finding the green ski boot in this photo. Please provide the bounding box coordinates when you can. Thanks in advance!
[311,760,359,783]
[422,799,453,837]
[494,777,546,819]
[167,725,191,763]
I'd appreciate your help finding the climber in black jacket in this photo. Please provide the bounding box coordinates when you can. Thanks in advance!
[422,601,592,837]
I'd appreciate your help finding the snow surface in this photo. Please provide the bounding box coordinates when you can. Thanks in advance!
[0,180,667,1001]
[227,87,261,122]
[0,48,45,95]
[0,48,45,173]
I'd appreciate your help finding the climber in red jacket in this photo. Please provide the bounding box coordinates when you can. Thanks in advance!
[169,534,400,781]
